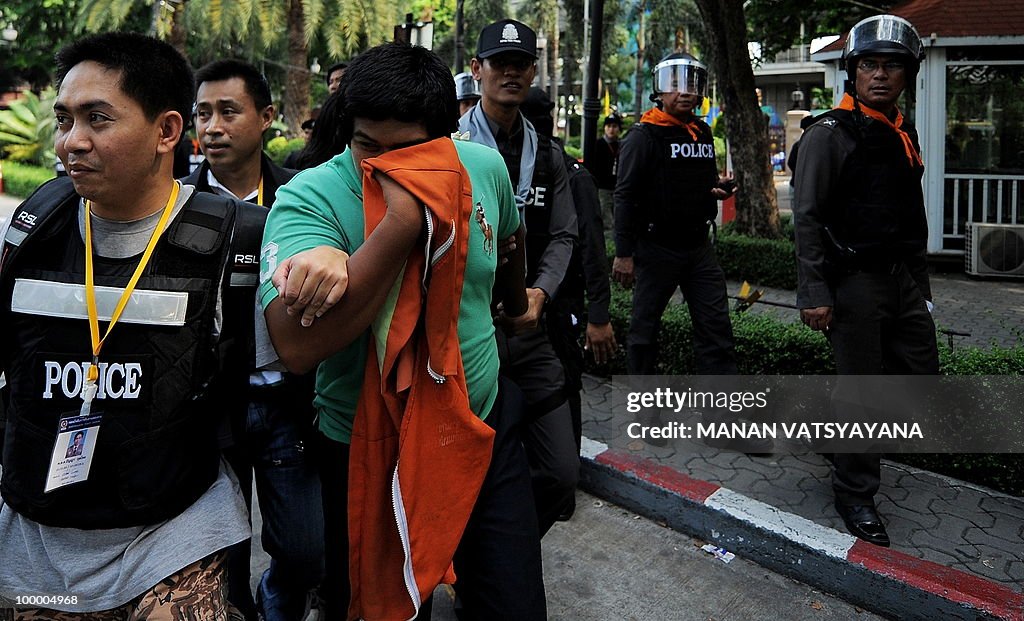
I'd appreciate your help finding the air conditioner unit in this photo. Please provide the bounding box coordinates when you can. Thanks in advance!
[965,223,1024,277]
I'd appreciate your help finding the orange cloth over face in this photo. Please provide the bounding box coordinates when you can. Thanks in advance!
[640,106,701,141]
[347,137,495,621]
[836,92,923,167]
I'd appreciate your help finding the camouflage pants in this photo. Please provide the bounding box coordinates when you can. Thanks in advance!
[2,551,242,621]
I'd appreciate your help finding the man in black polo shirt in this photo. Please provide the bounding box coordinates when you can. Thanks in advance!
[183,59,323,620]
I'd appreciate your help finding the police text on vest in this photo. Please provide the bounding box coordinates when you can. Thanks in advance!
[43,361,142,399]
[669,143,714,159]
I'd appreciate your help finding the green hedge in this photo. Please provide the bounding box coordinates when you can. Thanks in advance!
[720,213,796,241]
[897,454,1022,497]
[266,137,306,167]
[716,233,798,289]
[1,160,55,198]
[596,282,1024,496]
[716,214,798,289]
[602,285,834,375]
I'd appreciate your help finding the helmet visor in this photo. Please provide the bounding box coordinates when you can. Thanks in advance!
[454,73,481,101]
[653,63,707,97]
[845,15,923,61]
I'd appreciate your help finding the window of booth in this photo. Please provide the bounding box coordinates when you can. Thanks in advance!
[942,49,1024,250]
[945,62,1024,174]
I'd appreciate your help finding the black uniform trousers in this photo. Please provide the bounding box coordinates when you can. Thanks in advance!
[827,265,939,504]
[497,325,581,537]
[627,238,738,375]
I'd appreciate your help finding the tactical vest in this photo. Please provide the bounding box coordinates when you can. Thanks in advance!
[0,177,266,529]
[523,133,555,287]
[822,109,927,265]
[633,122,719,247]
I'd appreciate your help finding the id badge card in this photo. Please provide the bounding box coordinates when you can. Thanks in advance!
[44,412,103,493]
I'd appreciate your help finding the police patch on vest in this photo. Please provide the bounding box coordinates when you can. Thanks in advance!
[526,185,548,208]
[36,353,152,403]
[667,142,715,159]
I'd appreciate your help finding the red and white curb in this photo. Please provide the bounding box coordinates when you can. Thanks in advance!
[579,437,1024,621]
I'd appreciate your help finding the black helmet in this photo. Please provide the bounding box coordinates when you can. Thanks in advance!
[843,14,924,75]
[454,72,481,102]
[651,52,708,102]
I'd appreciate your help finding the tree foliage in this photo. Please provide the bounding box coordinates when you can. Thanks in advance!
[401,0,508,71]
[324,0,401,58]
[558,0,631,116]
[745,0,897,61]
[645,0,701,63]
[62,0,404,134]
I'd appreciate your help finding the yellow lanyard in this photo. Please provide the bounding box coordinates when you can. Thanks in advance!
[83,182,180,387]
[256,176,264,206]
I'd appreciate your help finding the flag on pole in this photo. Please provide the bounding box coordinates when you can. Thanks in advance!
[603,88,610,117]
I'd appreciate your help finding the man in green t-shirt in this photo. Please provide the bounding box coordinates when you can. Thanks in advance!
[259,42,545,620]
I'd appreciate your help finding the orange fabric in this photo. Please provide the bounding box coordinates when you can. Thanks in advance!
[837,93,923,167]
[640,106,700,141]
[347,137,495,621]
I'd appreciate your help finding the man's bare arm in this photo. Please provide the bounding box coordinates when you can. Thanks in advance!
[265,172,422,374]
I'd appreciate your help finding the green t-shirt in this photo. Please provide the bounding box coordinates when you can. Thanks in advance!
[259,139,520,443]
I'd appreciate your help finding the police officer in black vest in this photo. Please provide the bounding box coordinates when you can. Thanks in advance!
[793,15,937,547]
[0,33,262,615]
[459,19,580,536]
[612,53,737,377]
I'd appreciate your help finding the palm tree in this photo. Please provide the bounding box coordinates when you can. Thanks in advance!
[76,0,189,54]
[75,0,401,136]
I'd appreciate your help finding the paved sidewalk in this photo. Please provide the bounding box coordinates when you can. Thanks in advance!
[723,272,1024,350]
[579,374,1024,620]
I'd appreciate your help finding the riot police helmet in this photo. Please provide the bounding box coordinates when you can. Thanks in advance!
[842,14,924,75]
[651,52,708,100]
[454,72,482,102]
